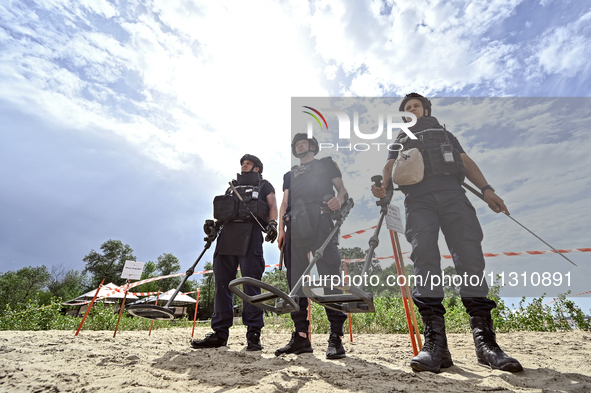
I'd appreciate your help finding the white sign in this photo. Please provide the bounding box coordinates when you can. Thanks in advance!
[121,260,145,280]
[386,204,405,234]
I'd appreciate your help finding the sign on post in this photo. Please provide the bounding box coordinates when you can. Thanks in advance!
[386,204,405,234]
[121,260,145,280]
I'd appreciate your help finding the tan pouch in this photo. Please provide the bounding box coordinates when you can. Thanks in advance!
[392,148,424,185]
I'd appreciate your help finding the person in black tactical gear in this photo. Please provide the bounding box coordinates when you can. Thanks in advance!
[372,93,522,373]
[191,154,278,351]
[275,133,348,359]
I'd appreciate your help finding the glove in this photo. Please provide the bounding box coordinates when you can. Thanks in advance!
[203,219,218,237]
[265,220,278,243]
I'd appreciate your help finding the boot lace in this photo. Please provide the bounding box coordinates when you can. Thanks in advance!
[479,324,502,352]
[422,323,437,352]
[327,333,342,348]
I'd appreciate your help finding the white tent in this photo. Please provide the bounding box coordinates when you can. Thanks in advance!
[63,283,139,305]
[153,289,197,306]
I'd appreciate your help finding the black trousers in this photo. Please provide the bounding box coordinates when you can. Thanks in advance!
[284,214,347,335]
[404,189,496,317]
[211,226,265,340]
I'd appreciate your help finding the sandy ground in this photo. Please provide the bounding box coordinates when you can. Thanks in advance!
[1,326,590,393]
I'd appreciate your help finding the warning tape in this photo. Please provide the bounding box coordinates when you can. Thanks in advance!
[65,247,588,304]
[545,289,591,304]
[341,225,380,239]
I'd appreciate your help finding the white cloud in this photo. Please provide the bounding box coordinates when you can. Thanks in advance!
[533,10,591,77]
[307,0,523,95]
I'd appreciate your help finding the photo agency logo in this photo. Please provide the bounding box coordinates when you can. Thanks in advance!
[301,105,419,153]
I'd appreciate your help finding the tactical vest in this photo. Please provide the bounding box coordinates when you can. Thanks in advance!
[213,172,270,227]
[290,157,336,205]
[397,128,466,183]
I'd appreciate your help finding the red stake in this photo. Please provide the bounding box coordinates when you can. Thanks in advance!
[344,261,353,342]
[392,231,422,350]
[389,230,419,356]
[191,288,201,337]
[113,279,130,338]
[75,279,104,336]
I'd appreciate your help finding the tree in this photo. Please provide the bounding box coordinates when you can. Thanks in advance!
[196,261,215,320]
[156,253,182,291]
[339,247,383,293]
[0,266,51,310]
[82,240,136,289]
[262,268,288,295]
[46,263,88,302]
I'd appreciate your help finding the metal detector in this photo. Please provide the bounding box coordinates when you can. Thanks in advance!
[127,226,217,320]
[300,176,393,313]
[229,195,368,314]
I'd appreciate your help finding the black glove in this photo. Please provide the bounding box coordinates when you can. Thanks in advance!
[203,219,218,237]
[265,220,278,243]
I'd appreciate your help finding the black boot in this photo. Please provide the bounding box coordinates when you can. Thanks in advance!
[409,314,453,373]
[274,332,313,356]
[470,316,523,372]
[326,333,346,359]
[246,331,262,351]
[190,332,227,349]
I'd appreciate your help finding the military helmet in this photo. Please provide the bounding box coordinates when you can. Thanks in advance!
[240,154,263,173]
[291,133,319,158]
[399,93,432,122]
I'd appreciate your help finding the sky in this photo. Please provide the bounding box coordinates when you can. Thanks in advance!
[1,1,590,304]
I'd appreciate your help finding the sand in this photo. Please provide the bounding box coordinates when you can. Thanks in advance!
[1,326,590,392]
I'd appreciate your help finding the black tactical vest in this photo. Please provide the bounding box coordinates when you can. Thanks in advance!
[397,127,466,183]
[213,172,270,226]
[290,157,336,205]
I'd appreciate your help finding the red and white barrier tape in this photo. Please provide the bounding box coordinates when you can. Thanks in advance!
[341,225,379,239]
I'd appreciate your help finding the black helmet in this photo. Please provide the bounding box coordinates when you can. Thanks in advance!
[291,133,319,158]
[399,93,432,123]
[240,154,263,173]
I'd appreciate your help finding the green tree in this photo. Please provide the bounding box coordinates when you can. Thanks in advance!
[339,247,383,293]
[262,268,288,294]
[83,240,136,289]
[0,266,51,310]
[196,261,215,320]
[46,264,88,302]
[155,253,182,291]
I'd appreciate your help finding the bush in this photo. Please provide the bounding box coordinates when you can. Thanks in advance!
[0,297,199,332]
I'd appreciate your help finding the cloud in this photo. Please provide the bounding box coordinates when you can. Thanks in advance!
[532,10,591,78]
[306,0,524,95]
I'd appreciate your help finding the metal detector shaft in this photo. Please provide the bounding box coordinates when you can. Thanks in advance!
[164,237,214,308]
[289,222,342,296]
[228,182,267,231]
[462,182,577,267]
[357,175,393,290]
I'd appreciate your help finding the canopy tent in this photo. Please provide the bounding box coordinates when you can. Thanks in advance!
[63,283,139,305]
[129,289,196,307]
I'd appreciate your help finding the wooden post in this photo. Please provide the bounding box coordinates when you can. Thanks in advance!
[113,279,130,338]
[75,279,104,336]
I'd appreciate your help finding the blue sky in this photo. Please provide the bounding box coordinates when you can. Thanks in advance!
[1,1,590,303]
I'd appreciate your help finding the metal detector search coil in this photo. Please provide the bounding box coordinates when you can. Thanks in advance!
[229,196,376,315]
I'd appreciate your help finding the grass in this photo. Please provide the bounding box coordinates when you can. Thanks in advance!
[1,290,589,333]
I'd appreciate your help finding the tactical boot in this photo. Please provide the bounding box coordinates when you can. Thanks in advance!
[274,332,313,356]
[246,331,262,351]
[470,315,523,372]
[326,332,346,359]
[409,314,454,373]
[190,332,227,349]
